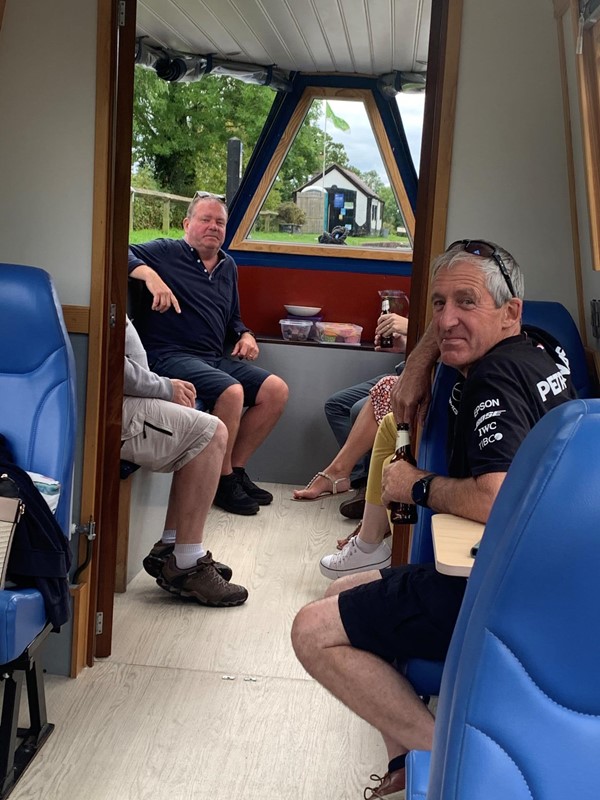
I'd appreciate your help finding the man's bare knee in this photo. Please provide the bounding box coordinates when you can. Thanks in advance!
[215,383,244,411]
[291,596,347,668]
[208,418,228,455]
[291,603,323,666]
[256,375,289,409]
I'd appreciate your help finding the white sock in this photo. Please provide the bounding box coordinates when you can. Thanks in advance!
[161,529,176,544]
[173,543,206,569]
[355,535,383,554]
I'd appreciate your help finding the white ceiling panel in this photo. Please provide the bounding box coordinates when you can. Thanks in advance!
[136,0,431,77]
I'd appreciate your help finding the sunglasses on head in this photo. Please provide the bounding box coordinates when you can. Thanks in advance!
[447,239,517,298]
[193,190,225,203]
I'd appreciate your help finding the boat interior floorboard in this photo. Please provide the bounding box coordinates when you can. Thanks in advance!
[11,483,394,800]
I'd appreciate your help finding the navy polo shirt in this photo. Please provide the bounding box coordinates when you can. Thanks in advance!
[128,238,250,359]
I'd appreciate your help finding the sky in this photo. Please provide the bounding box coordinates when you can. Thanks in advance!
[325,94,425,182]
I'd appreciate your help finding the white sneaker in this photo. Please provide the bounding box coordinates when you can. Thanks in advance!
[319,537,391,580]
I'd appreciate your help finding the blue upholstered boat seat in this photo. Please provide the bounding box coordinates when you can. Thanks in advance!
[407,399,600,798]
[0,263,76,797]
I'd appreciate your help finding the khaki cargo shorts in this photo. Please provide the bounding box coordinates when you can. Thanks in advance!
[121,397,219,473]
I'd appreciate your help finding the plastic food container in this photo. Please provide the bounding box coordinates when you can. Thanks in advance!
[315,322,363,345]
[279,318,313,342]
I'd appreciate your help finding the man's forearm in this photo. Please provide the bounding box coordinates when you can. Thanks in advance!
[427,472,506,524]
[405,321,439,371]
[130,264,156,282]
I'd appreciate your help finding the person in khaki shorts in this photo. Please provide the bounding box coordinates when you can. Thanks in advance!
[121,316,247,607]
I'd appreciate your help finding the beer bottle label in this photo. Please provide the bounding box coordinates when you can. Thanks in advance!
[394,428,410,451]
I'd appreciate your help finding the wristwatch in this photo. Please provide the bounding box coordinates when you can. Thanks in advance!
[411,474,436,508]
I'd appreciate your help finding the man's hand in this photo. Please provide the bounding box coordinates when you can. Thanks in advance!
[170,379,196,408]
[381,460,425,507]
[374,312,408,353]
[231,332,259,361]
[391,364,432,429]
[130,265,181,314]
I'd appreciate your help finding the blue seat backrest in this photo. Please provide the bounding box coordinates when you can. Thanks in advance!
[0,264,77,535]
[409,363,455,565]
[522,299,591,398]
[425,399,600,799]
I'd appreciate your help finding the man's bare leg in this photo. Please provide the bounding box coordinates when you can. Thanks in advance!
[163,419,228,541]
[211,384,244,476]
[291,595,435,762]
[293,396,379,499]
[230,374,289,467]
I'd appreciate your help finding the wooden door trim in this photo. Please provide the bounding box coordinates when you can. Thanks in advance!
[406,0,463,353]
[91,0,137,660]
[70,0,136,674]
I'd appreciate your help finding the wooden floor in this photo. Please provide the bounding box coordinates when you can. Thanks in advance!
[11,483,399,800]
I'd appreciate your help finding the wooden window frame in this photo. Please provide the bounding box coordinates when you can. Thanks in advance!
[229,86,416,263]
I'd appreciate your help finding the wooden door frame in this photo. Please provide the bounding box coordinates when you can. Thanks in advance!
[71,0,462,667]
[407,0,463,353]
[70,0,137,673]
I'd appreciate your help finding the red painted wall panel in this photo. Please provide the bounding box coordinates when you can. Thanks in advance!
[237,265,411,342]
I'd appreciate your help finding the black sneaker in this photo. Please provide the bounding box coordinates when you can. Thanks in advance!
[233,467,273,505]
[157,553,248,607]
[143,540,233,581]
[213,473,260,515]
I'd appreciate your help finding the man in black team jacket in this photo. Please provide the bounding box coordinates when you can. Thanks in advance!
[292,240,576,798]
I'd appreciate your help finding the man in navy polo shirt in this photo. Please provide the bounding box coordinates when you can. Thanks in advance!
[128,194,289,516]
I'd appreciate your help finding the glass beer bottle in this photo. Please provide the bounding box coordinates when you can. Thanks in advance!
[379,297,393,349]
[388,422,418,525]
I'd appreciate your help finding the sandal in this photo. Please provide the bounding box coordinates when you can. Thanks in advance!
[337,520,362,550]
[292,471,350,501]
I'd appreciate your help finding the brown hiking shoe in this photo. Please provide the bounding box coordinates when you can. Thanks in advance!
[143,541,232,582]
[157,553,248,607]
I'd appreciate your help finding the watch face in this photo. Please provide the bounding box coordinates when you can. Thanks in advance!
[412,480,427,504]
[412,475,434,506]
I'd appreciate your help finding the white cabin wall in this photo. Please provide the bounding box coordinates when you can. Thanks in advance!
[0,0,97,304]
[0,0,98,674]
[446,0,579,319]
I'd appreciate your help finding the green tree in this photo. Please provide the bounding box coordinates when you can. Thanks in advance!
[133,70,352,204]
[132,69,276,196]
[378,186,404,229]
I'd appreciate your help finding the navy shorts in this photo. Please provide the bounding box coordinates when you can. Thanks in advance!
[338,563,467,664]
[151,352,271,412]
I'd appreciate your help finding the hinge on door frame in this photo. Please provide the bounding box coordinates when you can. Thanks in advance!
[109,303,117,328]
[96,612,104,635]
[118,0,126,27]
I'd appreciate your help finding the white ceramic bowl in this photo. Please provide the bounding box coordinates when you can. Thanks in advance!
[284,304,322,317]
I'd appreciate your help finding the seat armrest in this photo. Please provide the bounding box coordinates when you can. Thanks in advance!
[406,750,431,800]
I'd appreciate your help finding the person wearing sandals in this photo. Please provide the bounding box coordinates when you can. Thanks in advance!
[292,240,575,797]
[292,312,407,507]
